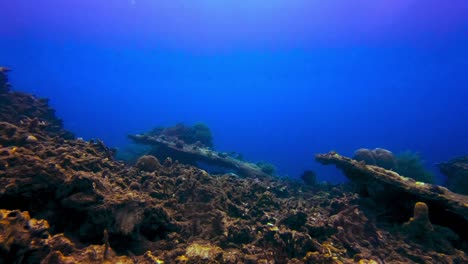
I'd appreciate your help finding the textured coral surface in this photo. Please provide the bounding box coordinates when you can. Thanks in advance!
[0,68,467,263]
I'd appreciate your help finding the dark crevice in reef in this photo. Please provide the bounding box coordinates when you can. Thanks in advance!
[1,67,467,263]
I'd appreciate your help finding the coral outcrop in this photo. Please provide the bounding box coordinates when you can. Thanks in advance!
[354,148,434,183]
[135,154,161,172]
[149,123,214,148]
[0,67,11,93]
[403,202,434,241]
[129,132,272,178]
[0,68,467,263]
[316,152,468,242]
[353,148,397,170]
[403,202,459,253]
[301,170,317,186]
[439,155,468,195]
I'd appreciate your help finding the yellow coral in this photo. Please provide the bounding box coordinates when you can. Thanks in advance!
[175,255,189,262]
[404,202,433,236]
[359,260,378,264]
[186,243,222,260]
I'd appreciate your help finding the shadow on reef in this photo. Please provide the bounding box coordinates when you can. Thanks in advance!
[1,67,468,263]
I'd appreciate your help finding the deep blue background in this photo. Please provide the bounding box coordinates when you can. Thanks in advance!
[1,0,467,182]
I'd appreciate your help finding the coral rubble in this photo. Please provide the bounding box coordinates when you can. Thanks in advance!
[0,68,467,263]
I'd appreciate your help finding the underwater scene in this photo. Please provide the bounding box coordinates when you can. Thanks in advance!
[1,1,468,263]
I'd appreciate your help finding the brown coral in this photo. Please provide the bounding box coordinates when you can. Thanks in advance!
[353,148,397,170]
[404,202,433,236]
[136,154,161,172]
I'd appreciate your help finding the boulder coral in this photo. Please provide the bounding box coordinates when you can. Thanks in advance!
[136,155,161,172]
[353,148,377,166]
[353,148,434,183]
[353,148,397,170]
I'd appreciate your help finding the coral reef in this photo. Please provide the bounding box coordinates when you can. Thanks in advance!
[316,152,468,242]
[149,123,214,148]
[0,69,74,140]
[301,170,317,186]
[354,148,434,183]
[394,151,435,183]
[0,67,11,93]
[353,148,397,170]
[403,202,433,238]
[0,68,467,263]
[129,132,272,178]
[403,202,459,253]
[256,161,277,175]
[136,154,161,172]
[439,155,468,195]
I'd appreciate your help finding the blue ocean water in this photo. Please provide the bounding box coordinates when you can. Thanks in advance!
[1,1,467,183]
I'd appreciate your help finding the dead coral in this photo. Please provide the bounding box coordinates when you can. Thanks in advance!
[0,209,49,262]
